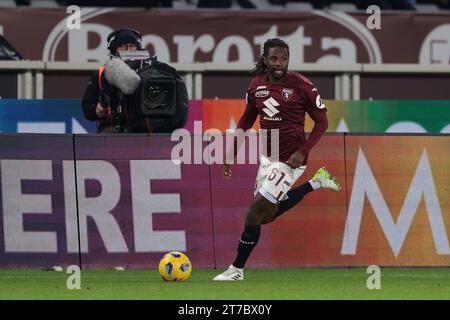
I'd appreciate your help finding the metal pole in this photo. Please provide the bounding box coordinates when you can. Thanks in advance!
[334,75,342,100]
[35,71,44,99]
[194,72,202,99]
[17,72,23,99]
[183,72,193,101]
[24,71,33,99]
[342,73,350,100]
[352,74,360,100]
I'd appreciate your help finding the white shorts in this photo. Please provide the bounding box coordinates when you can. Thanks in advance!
[254,155,307,204]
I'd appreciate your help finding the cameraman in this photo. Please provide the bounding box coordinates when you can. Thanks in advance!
[82,28,143,133]
[81,28,188,133]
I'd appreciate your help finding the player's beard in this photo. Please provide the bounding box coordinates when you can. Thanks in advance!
[268,66,287,80]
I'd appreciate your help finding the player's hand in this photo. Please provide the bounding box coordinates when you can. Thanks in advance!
[285,151,305,169]
[222,164,232,179]
[95,103,109,118]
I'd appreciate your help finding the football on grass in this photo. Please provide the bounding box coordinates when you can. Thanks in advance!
[158,251,192,282]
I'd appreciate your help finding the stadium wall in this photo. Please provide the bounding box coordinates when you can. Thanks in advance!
[1,99,450,134]
[0,133,449,269]
[1,9,449,65]
[2,10,450,100]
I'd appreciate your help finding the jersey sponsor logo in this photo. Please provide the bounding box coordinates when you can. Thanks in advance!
[316,94,326,109]
[255,89,269,98]
[282,88,294,101]
[262,97,280,117]
[263,116,282,121]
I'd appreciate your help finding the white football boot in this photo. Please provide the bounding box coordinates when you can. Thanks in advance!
[310,167,341,192]
[213,265,244,281]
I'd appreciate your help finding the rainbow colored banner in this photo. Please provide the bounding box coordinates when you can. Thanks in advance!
[1,99,449,134]
[201,99,450,134]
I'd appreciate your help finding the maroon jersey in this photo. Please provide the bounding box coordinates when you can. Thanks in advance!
[237,71,328,164]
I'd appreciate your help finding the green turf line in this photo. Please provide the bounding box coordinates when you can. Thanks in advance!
[0,268,449,300]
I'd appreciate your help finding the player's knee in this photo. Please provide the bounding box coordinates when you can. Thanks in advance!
[248,205,268,224]
[249,207,275,225]
[246,193,277,224]
[246,209,264,225]
[250,201,265,215]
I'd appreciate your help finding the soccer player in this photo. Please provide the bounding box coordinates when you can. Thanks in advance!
[213,38,341,281]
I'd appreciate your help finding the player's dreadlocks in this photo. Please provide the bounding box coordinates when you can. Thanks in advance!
[250,38,290,76]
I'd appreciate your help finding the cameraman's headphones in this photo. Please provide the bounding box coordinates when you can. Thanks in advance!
[107,28,143,52]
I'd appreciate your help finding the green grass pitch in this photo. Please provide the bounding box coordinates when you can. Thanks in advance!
[0,268,449,300]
